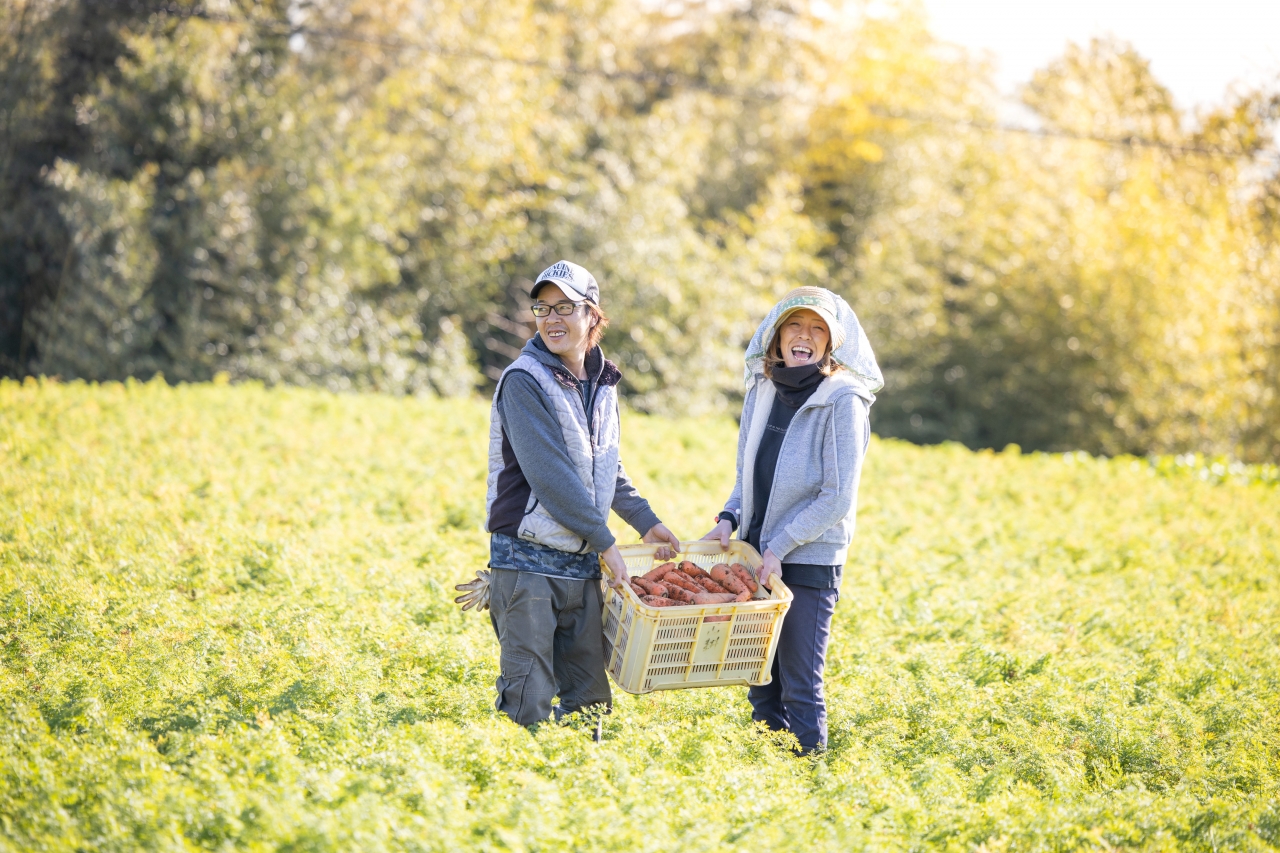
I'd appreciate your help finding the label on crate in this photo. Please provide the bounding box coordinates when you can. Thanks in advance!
[693,622,729,663]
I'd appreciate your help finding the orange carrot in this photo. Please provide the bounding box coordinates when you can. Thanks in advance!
[632,578,654,595]
[709,565,734,586]
[643,562,676,583]
[693,576,731,595]
[663,586,695,603]
[729,563,758,594]
[719,574,750,597]
[641,595,680,607]
[691,592,737,605]
[662,572,701,594]
[679,561,711,580]
[734,590,752,602]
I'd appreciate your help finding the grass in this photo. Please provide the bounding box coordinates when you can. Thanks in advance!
[1,377,1277,851]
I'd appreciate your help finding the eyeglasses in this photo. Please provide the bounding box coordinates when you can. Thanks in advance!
[531,301,587,317]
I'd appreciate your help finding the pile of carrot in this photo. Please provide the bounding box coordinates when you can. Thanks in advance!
[627,560,760,607]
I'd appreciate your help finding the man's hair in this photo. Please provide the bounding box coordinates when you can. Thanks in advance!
[587,304,609,350]
[762,328,839,379]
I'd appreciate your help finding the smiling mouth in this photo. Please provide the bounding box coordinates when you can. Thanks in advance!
[790,345,814,362]
[546,329,567,340]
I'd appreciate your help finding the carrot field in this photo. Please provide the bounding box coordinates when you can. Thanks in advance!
[1,378,1277,852]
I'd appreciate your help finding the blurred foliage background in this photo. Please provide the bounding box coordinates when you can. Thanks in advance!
[2,0,1278,459]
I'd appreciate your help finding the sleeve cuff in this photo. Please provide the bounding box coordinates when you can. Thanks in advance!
[767,530,801,561]
[587,524,617,554]
[628,508,661,539]
[717,510,739,532]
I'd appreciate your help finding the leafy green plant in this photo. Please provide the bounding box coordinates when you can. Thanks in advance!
[1,378,1277,851]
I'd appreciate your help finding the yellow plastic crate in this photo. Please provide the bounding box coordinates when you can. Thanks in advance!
[600,541,793,694]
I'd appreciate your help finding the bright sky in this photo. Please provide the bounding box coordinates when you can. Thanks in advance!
[919,0,1280,114]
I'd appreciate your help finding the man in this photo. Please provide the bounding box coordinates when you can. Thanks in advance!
[476,260,679,731]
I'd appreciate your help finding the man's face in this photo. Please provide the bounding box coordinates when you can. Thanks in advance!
[533,283,594,360]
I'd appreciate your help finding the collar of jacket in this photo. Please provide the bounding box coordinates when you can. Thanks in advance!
[750,368,873,410]
[526,334,623,390]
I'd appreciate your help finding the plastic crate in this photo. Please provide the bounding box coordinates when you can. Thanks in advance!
[600,541,793,694]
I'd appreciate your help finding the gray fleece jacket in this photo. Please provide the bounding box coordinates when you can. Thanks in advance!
[490,336,660,553]
[723,370,873,566]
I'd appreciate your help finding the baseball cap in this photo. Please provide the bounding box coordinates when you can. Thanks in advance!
[769,287,847,350]
[531,260,601,304]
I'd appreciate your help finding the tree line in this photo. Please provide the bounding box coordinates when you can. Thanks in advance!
[2,0,1278,460]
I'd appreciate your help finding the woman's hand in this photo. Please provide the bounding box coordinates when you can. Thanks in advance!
[642,523,681,561]
[758,548,782,590]
[700,518,732,550]
[601,544,631,588]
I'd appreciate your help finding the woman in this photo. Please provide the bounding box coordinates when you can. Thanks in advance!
[703,286,882,754]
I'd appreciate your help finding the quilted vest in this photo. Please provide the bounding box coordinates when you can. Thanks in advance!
[485,353,621,554]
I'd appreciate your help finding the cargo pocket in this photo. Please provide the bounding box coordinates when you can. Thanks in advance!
[495,652,536,723]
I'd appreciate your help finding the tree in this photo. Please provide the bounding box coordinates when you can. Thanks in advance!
[853,37,1280,461]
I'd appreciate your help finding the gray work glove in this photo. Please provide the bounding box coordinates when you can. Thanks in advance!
[453,569,491,612]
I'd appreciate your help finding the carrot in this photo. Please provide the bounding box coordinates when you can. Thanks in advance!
[729,563,758,594]
[629,582,647,598]
[734,590,752,602]
[633,577,669,597]
[641,595,680,607]
[642,562,676,583]
[691,592,737,605]
[693,576,731,595]
[662,572,701,594]
[663,586,695,603]
[719,574,750,597]
[709,565,734,586]
[678,561,711,580]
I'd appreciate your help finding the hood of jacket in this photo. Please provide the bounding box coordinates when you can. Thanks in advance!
[744,288,883,401]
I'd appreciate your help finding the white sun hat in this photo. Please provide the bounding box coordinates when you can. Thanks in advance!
[531,260,601,305]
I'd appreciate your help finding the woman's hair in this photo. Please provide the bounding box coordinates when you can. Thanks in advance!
[762,327,840,379]
[586,304,610,350]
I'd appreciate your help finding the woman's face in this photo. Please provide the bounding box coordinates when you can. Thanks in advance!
[777,308,830,368]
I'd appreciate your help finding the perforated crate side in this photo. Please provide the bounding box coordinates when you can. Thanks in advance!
[601,541,793,694]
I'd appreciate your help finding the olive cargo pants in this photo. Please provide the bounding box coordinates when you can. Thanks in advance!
[488,568,612,727]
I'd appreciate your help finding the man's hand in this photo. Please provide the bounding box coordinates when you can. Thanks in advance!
[641,523,681,561]
[601,544,631,588]
[700,518,732,550]
[758,549,782,590]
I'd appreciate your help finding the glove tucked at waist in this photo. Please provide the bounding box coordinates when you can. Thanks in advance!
[454,569,491,612]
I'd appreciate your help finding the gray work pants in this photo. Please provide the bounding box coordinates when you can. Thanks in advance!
[488,568,612,727]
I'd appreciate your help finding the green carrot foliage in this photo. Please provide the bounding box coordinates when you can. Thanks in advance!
[1,378,1277,851]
